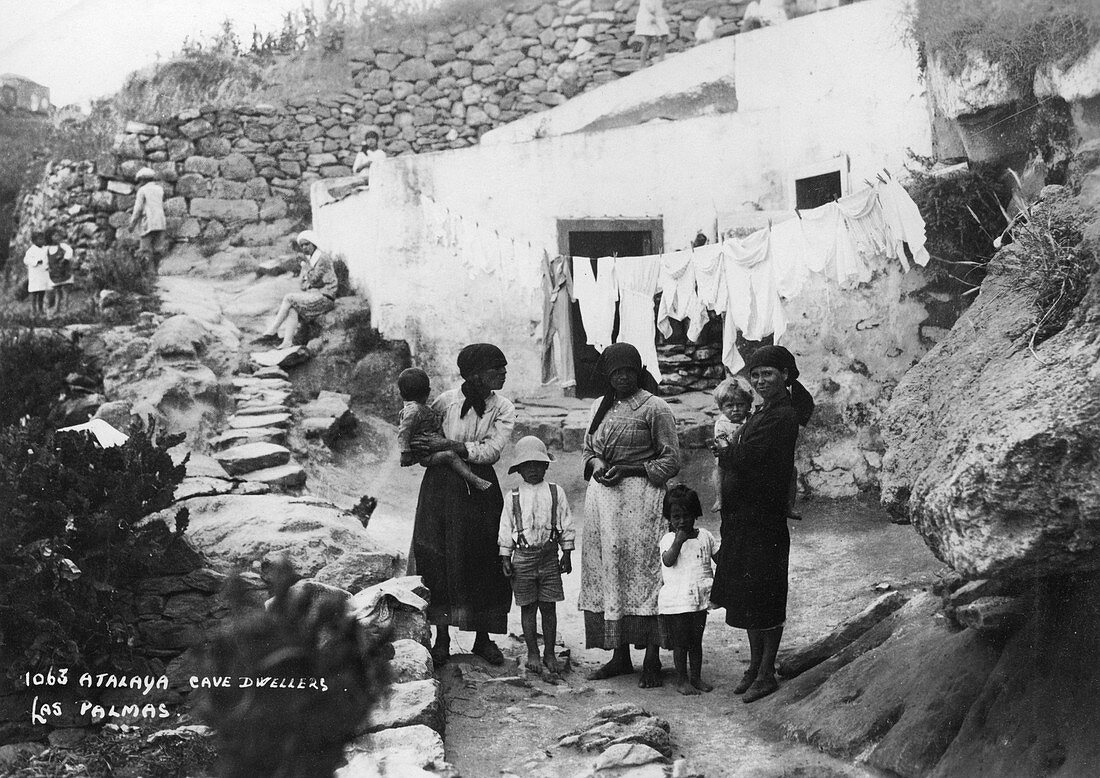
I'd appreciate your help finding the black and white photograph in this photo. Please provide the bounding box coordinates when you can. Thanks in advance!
[0,0,1098,775]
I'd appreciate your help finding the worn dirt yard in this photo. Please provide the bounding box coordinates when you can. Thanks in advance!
[311,430,944,777]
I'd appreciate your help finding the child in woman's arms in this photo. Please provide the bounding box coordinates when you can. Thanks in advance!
[396,367,491,490]
[709,379,753,513]
[658,485,717,695]
[499,436,574,676]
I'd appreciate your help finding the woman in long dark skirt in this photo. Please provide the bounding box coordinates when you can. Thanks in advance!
[711,345,804,703]
[408,343,515,667]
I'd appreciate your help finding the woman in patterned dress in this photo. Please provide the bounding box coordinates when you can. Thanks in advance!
[254,231,338,348]
[579,342,681,688]
[408,343,515,667]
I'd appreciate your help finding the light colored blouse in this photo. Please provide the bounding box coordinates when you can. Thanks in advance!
[431,387,515,466]
[583,389,681,486]
[131,182,166,234]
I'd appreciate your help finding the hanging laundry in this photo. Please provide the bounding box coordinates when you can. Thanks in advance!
[794,202,836,276]
[768,217,810,300]
[836,186,890,261]
[832,214,871,287]
[878,177,930,270]
[542,253,576,389]
[721,230,786,375]
[656,249,703,338]
[572,256,618,351]
[614,255,663,384]
[689,243,727,341]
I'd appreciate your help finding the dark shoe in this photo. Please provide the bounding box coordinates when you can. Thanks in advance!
[472,639,505,666]
[742,676,779,703]
[733,669,756,695]
[430,643,450,668]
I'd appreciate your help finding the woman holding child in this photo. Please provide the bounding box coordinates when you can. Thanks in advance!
[711,345,804,703]
[580,342,681,688]
[408,343,515,667]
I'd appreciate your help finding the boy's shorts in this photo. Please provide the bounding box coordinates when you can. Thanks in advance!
[511,543,564,606]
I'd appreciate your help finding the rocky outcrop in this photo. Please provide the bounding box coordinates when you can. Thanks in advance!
[880,186,1100,580]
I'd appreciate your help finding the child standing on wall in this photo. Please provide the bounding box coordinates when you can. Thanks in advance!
[635,0,671,67]
[709,379,753,513]
[498,436,574,676]
[22,231,49,317]
[45,227,74,318]
[396,367,493,491]
[659,484,717,695]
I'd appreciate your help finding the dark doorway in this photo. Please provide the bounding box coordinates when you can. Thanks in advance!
[558,219,663,398]
[795,170,843,210]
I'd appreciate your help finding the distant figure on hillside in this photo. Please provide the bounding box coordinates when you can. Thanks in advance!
[22,230,49,317]
[635,0,671,67]
[253,230,338,349]
[740,0,787,31]
[45,227,74,318]
[694,6,722,44]
[129,168,168,269]
[352,129,386,184]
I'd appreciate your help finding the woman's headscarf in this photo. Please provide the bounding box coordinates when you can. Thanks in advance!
[746,345,814,426]
[587,342,660,435]
[457,343,507,418]
[296,230,322,250]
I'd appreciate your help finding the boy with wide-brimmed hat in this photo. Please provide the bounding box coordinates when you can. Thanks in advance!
[498,435,575,675]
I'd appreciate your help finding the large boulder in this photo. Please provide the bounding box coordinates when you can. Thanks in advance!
[148,494,397,578]
[880,189,1100,580]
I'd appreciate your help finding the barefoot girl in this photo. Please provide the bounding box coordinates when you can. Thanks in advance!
[658,484,717,695]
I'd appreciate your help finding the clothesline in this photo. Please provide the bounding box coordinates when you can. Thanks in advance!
[418,177,930,384]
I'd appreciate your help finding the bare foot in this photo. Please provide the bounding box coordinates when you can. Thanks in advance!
[675,678,701,695]
[638,660,663,689]
[587,657,633,681]
[542,652,561,675]
[691,677,714,692]
[470,476,492,491]
[711,500,721,513]
[525,651,543,674]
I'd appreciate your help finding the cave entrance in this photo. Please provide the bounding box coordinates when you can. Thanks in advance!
[557,219,663,398]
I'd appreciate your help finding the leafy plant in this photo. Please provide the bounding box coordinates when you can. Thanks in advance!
[0,420,188,677]
[85,245,158,296]
[0,329,94,427]
[905,155,1011,290]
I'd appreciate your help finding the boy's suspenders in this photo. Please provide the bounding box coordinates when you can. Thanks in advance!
[511,483,560,549]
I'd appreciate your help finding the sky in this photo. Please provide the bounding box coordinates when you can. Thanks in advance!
[0,0,322,107]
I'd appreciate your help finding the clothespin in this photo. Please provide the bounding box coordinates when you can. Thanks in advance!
[876,173,887,184]
[795,209,802,220]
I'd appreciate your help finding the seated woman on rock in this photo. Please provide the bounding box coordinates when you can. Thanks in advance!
[254,231,338,349]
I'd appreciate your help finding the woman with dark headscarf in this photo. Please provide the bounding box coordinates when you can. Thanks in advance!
[408,343,515,667]
[711,345,806,703]
[579,343,681,688]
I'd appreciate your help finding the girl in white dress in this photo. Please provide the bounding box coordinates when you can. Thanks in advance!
[22,231,50,317]
[635,0,671,67]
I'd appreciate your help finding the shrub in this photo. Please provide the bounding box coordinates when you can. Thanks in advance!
[1001,186,1097,347]
[910,0,1100,89]
[197,560,392,778]
[343,307,386,356]
[85,245,158,296]
[0,329,93,427]
[905,156,1011,290]
[0,420,188,677]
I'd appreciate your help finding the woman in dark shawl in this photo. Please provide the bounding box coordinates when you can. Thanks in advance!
[579,343,681,688]
[711,345,805,703]
[408,343,515,667]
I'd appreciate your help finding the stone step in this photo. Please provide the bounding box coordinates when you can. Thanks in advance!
[235,403,289,416]
[215,442,292,475]
[209,427,287,449]
[237,390,291,405]
[251,346,309,370]
[242,462,306,488]
[228,412,291,429]
[232,376,292,391]
[358,679,443,735]
[253,366,289,380]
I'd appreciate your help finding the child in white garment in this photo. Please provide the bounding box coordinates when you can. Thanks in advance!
[658,484,717,695]
[709,378,753,513]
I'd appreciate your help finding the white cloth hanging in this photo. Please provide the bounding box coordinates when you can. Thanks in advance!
[689,244,727,341]
[833,214,871,287]
[878,178,930,270]
[768,218,810,300]
[656,250,702,338]
[614,255,663,384]
[837,187,890,261]
[572,256,618,351]
[720,231,786,374]
[794,202,836,276]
